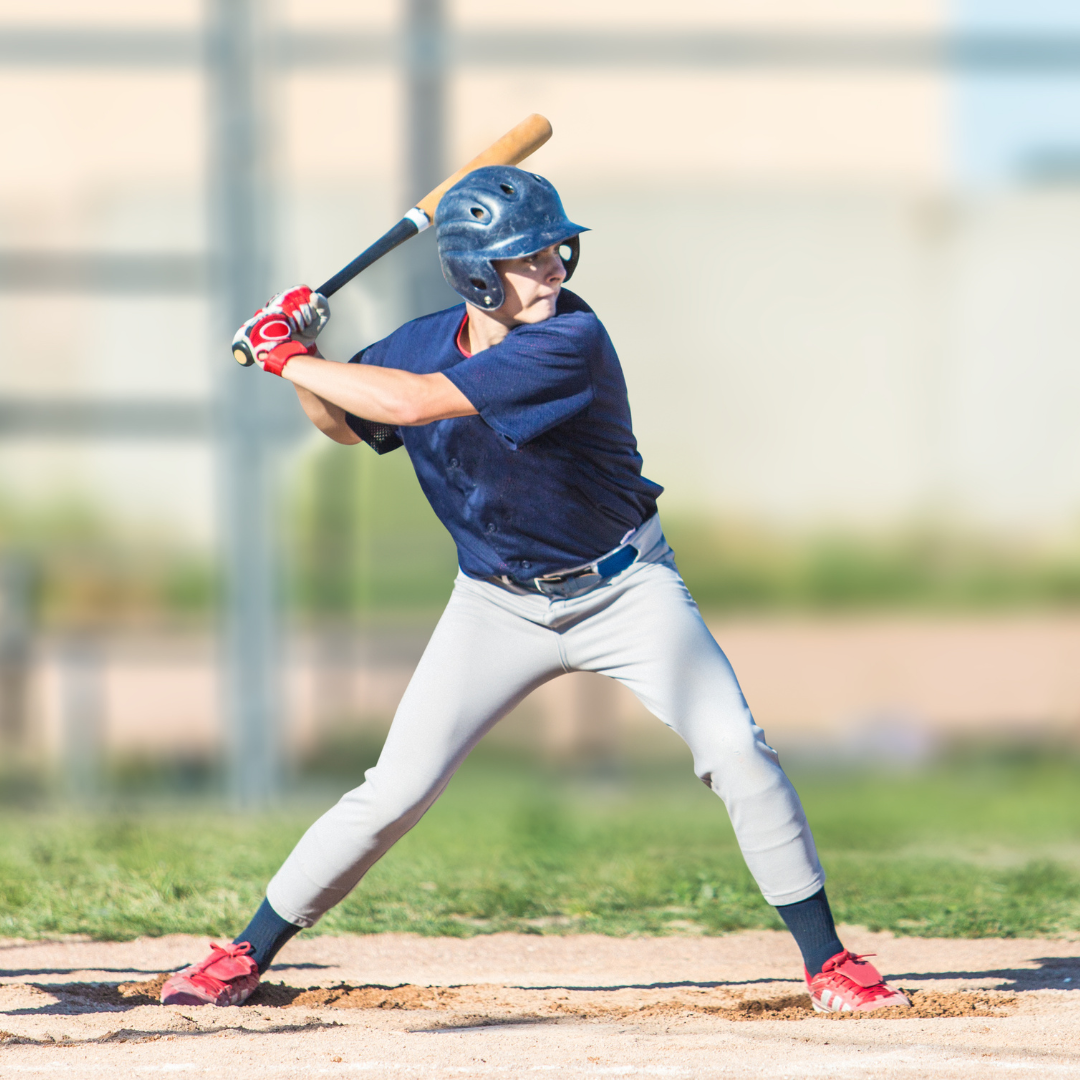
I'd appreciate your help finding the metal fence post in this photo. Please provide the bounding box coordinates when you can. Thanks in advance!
[206,0,282,806]
[60,633,104,801]
[0,553,36,752]
[403,0,457,318]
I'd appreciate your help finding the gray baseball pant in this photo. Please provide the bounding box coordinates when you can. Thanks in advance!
[267,515,825,926]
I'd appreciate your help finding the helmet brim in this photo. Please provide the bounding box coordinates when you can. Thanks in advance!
[485,224,590,262]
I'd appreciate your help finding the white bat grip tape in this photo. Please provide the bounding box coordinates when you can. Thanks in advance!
[404,206,431,232]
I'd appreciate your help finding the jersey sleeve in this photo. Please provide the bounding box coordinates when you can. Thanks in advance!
[343,342,404,454]
[442,313,596,449]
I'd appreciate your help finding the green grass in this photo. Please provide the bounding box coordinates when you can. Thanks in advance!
[1,751,1080,941]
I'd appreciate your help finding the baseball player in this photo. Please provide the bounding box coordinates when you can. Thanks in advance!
[161,167,909,1014]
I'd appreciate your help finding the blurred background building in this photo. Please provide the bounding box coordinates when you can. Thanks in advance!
[2,0,1080,800]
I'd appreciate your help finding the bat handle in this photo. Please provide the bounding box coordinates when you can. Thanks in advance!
[316,212,427,298]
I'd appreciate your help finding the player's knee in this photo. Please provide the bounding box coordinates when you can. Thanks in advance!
[691,725,781,786]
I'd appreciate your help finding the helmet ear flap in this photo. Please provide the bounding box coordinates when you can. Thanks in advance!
[438,250,504,309]
[558,234,581,282]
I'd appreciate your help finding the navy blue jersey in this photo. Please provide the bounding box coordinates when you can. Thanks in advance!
[344,290,662,582]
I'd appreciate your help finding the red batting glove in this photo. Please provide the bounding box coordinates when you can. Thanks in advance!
[231,285,329,373]
[262,339,310,376]
[266,285,330,347]
[232,308,313,375]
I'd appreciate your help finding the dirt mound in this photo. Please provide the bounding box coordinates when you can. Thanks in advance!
[109,976,1016,1022]
[571,991,817,1022]
[286,984,460,1010]
[117,973,168,1004]
[26,977,170,1009]
[114,976,459,1010]
[547,988,1015,1022]
[867,989,1016,1020]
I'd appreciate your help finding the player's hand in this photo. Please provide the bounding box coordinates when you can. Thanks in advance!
[267,285,330,347]
[232,286,329,371]
[232,307,312,376]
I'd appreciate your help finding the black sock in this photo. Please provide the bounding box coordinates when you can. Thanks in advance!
[234,897,302,975]
[774,887,844,977]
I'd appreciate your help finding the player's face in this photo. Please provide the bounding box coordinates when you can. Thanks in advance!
[492,244,566,325]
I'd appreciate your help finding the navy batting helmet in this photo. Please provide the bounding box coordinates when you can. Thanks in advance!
[434,166,589,310]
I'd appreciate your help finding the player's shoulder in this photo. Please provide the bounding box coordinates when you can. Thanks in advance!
[397,303,466,343]
[553,290,602,337]
[510,290,608,358]
[514,289,603,341]
[556,288,595,318]
[349,303,464,366]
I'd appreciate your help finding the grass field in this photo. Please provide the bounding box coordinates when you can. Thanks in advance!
[1,750,1079,943]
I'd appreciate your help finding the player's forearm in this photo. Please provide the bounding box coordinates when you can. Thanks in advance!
[282,355,476,426]
[292,384,361,445]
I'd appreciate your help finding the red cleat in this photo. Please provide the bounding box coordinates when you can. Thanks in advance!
[806,950,911,1013]
[160,941,260,1007]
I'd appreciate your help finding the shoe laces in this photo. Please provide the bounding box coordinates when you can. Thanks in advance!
[185,941,256,992]
[819,950,897,1005]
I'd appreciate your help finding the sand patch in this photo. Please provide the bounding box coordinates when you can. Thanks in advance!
[112,974,1015,1022]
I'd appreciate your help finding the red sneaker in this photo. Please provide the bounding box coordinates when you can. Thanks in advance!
[806,950,911,1013]
[160,941,260,1007]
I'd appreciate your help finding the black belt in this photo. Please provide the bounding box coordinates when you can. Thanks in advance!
[492,543,640,599]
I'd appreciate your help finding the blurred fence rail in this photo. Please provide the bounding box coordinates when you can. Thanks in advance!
[0,401,211,440]
[0,252,207,294]
[6,27,1080,72]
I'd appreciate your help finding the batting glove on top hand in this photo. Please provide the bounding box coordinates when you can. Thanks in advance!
[266,285,330,347]
[231,286,329,376]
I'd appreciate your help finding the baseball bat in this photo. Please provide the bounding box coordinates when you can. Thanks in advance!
[316,113,553,298]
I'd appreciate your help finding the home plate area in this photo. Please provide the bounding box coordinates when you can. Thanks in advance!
[0,930,1078,1079]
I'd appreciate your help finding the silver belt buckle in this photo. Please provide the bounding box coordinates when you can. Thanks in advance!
[534,565,599,597]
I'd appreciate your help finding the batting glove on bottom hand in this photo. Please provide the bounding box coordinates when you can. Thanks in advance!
[231,286,329,375]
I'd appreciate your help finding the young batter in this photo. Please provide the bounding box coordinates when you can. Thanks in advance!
[162,167,908,1014]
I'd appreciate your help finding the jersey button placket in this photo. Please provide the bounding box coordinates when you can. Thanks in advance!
[485,523,497,534]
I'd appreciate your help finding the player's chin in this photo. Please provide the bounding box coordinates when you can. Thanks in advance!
[514,291,560,324]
